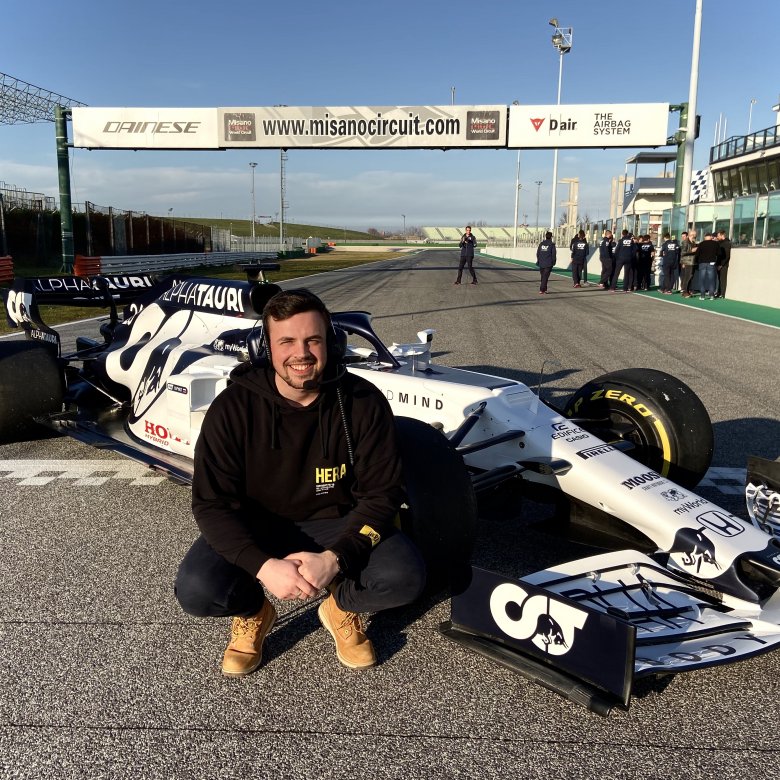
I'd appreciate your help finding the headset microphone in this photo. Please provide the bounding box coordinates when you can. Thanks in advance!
[301,362,347,391]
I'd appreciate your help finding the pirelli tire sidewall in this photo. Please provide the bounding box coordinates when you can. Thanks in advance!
[0,341,64,442]
[564,368,713,489]
[395,416,478,590]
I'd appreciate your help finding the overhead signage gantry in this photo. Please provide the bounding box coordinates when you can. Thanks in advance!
[52,102,674,270]
[70,103,670,151]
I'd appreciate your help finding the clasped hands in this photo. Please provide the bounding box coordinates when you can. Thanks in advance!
[257,550,339,601]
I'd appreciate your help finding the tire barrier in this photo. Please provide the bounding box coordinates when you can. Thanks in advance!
[74,255,102,278]
[0,256,13,284]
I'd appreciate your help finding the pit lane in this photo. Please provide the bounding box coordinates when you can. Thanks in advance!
[1,250,779,779]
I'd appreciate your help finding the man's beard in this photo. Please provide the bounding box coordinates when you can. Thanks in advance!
[278,359,324,390]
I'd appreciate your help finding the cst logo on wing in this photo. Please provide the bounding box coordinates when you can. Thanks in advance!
[489,582,587,656]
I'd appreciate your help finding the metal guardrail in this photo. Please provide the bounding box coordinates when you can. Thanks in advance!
[98,251,279,275]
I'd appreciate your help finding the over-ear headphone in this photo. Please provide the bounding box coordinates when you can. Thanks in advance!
[259,317,345,367]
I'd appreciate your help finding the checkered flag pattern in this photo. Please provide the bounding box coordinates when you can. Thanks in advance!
[690,168,711,203]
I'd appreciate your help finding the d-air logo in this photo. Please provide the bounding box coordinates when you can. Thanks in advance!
[530,117,545,132]
[489,582,587,656]
[667,527,720,574]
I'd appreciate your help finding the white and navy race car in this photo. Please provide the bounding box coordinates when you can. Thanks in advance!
[3,269,780,714]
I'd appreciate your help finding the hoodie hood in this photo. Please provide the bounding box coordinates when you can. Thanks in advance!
[228,361,335,457]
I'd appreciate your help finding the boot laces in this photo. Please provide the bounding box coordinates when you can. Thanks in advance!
[232,615,262,640]
[337,611,364,639]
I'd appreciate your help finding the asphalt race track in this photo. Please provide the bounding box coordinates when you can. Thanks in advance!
[1,250,779,779]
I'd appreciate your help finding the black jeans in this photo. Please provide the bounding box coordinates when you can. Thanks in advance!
[456,256,476,283]
[175,517,426,617]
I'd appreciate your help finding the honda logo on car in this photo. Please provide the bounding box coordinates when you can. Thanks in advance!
[143,420,188,447]
[621,471,661,490]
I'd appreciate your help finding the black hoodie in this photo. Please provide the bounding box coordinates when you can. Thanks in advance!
[191,363,403,578]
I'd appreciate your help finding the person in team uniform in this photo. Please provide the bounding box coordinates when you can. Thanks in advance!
[610,230,636,293]
[570,230,589,288]
[636,235,655,291]
[598,230,616,289]
[535,231,557,294]
[658,233,680,294]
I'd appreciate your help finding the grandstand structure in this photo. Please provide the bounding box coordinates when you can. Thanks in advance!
[420,225,540,246]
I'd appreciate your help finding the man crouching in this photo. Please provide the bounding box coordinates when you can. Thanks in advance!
[175,288,426,674]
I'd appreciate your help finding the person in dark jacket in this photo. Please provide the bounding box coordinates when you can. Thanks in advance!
[679,230,697,297]
[454,225,478,284]
[598,230,616,288]
[536,231,557,294]
[175,289,426,676]
[659,233,680,294]
[636,235,655,291]
[570,229,589,288]
[610,230,636,292]
[694,233,720,299]
[716,230,732,298]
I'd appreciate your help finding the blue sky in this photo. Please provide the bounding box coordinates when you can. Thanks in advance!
[2,0,779,232]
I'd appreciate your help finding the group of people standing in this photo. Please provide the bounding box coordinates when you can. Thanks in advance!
[534,227,732,299]
[454,224,733,300]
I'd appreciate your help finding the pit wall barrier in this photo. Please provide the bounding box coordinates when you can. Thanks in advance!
[484,245,780,309]
[73,251,279,278]
[0,256,13,284]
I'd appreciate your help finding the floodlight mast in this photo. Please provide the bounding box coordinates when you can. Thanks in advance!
[548,20,573,232]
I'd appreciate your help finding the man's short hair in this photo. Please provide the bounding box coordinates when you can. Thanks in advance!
[545,231,553,240]
[262,288,330,331]
[663,232,670,239]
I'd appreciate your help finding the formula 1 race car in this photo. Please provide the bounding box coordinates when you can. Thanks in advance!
[3,270,780,714]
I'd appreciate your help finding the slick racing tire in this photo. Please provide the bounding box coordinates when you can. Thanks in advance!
[395,416,478,590]
[0,342,64,442]
[564,368,713,489]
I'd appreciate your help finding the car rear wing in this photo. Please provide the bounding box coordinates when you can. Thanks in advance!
[2,274,156,355]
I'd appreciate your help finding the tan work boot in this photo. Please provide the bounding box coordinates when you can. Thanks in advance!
[318,593,376,669]
[221,599,277,677]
